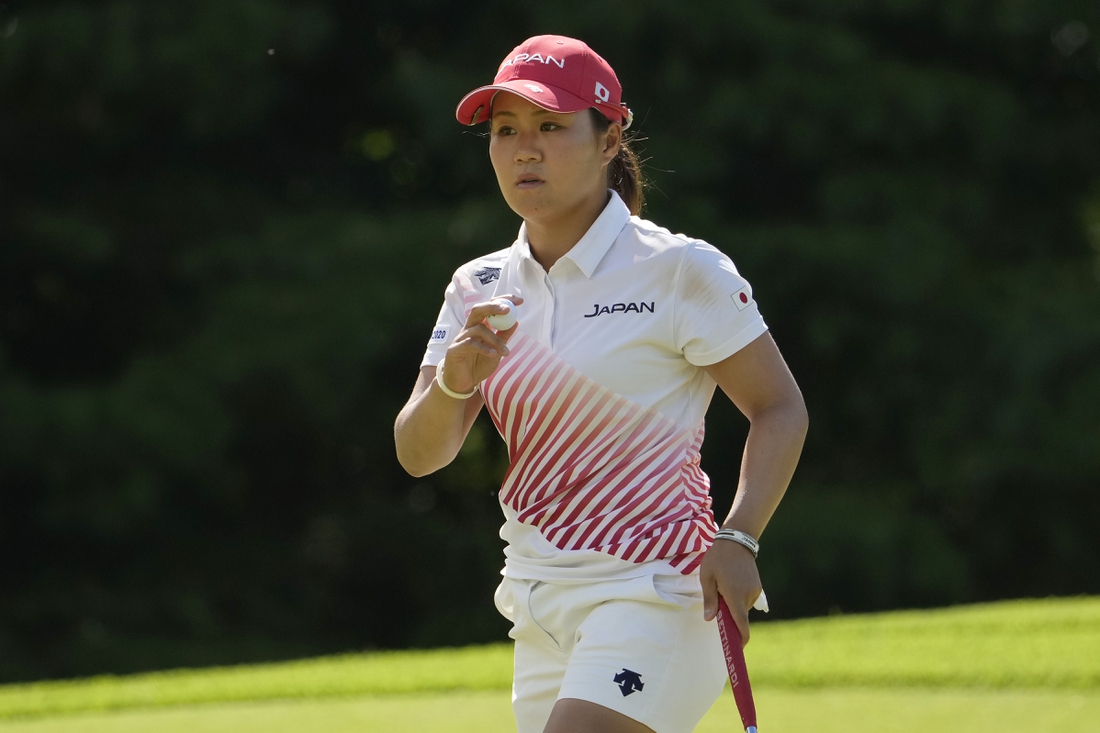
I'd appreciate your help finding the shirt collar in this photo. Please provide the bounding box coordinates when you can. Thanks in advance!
[513,190,631,279]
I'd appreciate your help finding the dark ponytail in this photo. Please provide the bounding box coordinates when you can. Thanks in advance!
[590,109,645,216]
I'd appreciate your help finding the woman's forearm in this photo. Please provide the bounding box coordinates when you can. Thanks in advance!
[720,394,808,538]
[396,299,519,476]
[394,368,481,477]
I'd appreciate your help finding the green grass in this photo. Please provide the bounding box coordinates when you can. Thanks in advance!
[2,689,1099,733]
[0,646,515,720]
[0,596,1096,725]
[748,594,1100,688]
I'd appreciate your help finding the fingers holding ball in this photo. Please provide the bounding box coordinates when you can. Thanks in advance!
[486,300,518,331]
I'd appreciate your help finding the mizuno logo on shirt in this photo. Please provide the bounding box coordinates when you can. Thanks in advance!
[584,302,655,318]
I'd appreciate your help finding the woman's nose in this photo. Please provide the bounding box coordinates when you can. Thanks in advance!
[513,131,541,163]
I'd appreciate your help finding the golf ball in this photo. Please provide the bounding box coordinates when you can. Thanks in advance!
[486,301,517,330]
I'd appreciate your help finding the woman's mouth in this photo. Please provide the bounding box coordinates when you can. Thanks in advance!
[516,174,544,189]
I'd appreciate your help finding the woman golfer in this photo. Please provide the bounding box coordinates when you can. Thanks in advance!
[395,35,807,733]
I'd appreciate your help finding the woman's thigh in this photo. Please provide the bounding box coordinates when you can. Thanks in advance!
[544,698,655,733]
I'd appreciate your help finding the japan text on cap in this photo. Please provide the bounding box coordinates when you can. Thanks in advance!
[456,35,632,129]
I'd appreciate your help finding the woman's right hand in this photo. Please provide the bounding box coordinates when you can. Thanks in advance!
[438,295,523,394]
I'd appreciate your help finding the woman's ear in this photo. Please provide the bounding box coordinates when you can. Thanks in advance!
[602,122,623,163]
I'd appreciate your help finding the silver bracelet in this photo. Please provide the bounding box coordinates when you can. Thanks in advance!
[714,529,759,559]
[434,361,478,400]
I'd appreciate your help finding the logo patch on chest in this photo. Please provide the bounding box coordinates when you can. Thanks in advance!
[584,302,655,318]
[473,267,501,285]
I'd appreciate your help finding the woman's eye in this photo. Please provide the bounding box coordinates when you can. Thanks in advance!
[494,126,516,136]
[541,122,559,131]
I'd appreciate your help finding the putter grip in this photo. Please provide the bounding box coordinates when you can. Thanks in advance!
[717,597,758,732]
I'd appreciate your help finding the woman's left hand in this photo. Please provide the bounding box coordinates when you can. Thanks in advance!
[699,538,762,647]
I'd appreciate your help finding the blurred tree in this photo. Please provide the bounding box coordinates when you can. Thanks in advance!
[0,0,1097,681]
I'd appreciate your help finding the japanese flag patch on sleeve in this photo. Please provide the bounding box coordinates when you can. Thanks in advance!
[731,285,754,311]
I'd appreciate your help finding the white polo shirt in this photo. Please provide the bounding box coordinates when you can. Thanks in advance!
[421,191,768,581]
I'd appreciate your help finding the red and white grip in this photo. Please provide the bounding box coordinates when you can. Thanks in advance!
[717,596,758,733]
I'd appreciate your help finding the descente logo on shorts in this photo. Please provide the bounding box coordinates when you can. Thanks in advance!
[613,668,644,696]
[584,302,655,318]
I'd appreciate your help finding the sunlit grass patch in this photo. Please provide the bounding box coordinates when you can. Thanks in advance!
[0,596,1095,721]
[748,595,1100,688]
[0,645,513,720]
[1,689,1099,733]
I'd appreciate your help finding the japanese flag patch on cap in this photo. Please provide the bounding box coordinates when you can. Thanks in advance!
[731,285,753,311]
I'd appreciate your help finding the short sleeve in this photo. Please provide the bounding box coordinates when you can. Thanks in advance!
[674,241,768,366]
[419,276,468,368]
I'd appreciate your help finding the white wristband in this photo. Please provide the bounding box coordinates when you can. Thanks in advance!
[435,361,477,400]
[714,529,759,559]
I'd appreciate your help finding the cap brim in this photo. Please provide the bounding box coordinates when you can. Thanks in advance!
[455,80,597,126]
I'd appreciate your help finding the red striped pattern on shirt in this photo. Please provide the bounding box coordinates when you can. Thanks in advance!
[480,329,718,574]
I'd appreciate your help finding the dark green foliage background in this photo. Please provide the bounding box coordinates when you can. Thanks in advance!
[1,0,1098,682]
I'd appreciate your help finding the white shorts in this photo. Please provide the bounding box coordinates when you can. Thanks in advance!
[494,572,727,733]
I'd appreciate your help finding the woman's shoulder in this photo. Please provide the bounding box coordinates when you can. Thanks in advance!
[449,246,513,284]
[622,216,729,263]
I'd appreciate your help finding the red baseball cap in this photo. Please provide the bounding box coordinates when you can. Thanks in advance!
[455,35,632,129]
